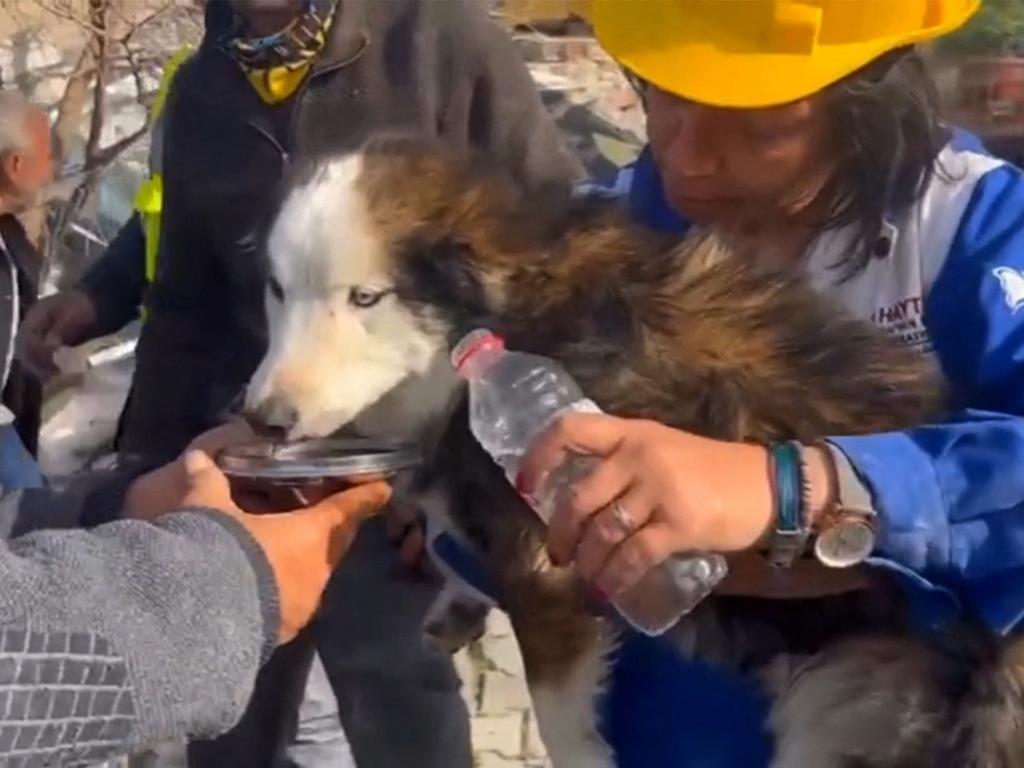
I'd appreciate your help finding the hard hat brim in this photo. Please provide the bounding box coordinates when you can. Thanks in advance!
[593,1,979,109]
[609,40,898,108]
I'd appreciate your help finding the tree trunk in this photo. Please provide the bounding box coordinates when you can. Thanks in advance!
[84,0,108,164]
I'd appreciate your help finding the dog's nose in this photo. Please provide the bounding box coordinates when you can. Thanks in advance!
[245,394,300,434]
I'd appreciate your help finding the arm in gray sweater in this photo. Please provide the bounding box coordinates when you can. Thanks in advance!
[0,488,276,765]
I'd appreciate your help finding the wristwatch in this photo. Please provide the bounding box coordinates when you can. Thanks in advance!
[812,445,877,568]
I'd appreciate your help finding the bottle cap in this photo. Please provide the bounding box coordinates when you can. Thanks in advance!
[451,329,505,375]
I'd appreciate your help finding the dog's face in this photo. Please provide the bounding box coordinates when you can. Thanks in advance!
[246,152,457,439]
[241,135,512,438]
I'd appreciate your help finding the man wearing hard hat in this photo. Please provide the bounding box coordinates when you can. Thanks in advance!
[520,1,1024,765]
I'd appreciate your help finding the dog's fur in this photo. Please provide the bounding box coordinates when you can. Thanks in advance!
[247,135,1024,768]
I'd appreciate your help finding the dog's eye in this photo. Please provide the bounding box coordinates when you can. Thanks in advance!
[267,277,285,302]
[348,287,388,309]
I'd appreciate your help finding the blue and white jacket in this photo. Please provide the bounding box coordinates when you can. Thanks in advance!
[592,134,1024,767]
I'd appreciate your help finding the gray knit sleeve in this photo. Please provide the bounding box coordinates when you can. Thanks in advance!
[0,507,278,766]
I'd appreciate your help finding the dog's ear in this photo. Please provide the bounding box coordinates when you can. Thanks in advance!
[394,235,491,327]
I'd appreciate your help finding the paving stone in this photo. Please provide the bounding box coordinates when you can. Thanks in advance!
[471,714,524,758]
[476,751,529,768]
[454,647,483,714]
[479,670,533,715]
[480,632,527,677]
[524,712,547,759]
[486,609,516,638]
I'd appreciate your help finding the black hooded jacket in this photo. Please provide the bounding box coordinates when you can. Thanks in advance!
[79,0,581,463]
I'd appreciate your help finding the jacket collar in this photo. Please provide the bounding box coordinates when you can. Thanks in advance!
[627,147,689,236]
[203,0,368,77]
[311,0,369,75]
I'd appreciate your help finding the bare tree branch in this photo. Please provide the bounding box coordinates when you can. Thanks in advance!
[32,0,102,35]
[83,123,147,171]
[52,47,95,166]
[6,0,190,285]
[31,0,164,38]
[43,173,97,291]
[120,42,149,108]
[117,0,175,41]
[83,0,108,164]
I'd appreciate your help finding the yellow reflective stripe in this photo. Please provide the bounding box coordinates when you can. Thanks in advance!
[152,46,193,123]
[143,212,161,285]
[134,175,163,287]
[133,45,191,304]
[140,202,160,321]
[133,175,162,215]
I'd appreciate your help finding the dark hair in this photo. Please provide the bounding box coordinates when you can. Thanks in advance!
[817,47,949,278]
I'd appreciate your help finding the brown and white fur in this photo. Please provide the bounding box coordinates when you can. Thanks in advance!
[246,135,1024,768]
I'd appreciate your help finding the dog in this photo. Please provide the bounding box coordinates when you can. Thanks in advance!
[246,134,1024,768]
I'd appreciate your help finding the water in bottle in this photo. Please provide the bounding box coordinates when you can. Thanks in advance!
[451,328,728,636]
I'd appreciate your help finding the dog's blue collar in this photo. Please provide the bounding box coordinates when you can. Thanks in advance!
[426,521,501,607]
[425,517,619,622]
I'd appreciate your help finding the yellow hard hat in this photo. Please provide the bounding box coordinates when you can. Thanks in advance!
[591,0,980,108]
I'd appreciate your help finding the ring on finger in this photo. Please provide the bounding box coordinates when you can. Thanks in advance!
[608,498,634,534]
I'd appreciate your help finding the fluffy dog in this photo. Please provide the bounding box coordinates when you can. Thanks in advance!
[246,135,1024,768]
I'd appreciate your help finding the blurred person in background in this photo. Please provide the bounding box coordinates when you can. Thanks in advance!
[0,90,50,487]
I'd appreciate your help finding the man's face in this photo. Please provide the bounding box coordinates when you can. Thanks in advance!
[0,112,53,212]
[229,0,304,30]
[645,85,834,231]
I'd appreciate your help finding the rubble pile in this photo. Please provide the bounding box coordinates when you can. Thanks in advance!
[508,12,646,178]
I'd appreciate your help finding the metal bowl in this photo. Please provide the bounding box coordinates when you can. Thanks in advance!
[217,437,421,486]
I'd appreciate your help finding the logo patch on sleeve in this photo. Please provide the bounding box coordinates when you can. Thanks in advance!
[993,267,1024,314]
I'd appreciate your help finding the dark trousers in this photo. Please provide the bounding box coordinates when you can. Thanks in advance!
[188,517,474,768]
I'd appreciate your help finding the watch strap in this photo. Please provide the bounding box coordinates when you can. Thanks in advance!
[823,442,877,522]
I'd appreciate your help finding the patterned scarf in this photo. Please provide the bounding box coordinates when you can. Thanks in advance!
[222,0,338,105]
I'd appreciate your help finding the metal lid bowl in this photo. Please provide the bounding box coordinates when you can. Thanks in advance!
[217,437,421,486]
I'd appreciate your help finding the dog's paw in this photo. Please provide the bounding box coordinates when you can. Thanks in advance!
[423,585,490,654]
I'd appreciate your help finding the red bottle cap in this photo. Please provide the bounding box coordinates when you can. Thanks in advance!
[451,329,506,375]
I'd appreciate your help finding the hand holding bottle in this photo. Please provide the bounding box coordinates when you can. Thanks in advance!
[452,329,728,635]
[517,413,772,597]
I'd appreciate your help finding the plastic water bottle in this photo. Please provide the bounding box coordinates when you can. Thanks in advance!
[451,328,728,636]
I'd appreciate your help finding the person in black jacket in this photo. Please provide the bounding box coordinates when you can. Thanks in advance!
[19,2,582,767]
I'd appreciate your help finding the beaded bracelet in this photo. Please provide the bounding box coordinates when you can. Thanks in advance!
[766,441,811,569]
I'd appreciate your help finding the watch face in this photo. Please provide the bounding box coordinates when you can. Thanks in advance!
[814,520,875,569]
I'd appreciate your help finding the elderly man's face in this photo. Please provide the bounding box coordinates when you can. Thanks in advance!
[0,111,53,212]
